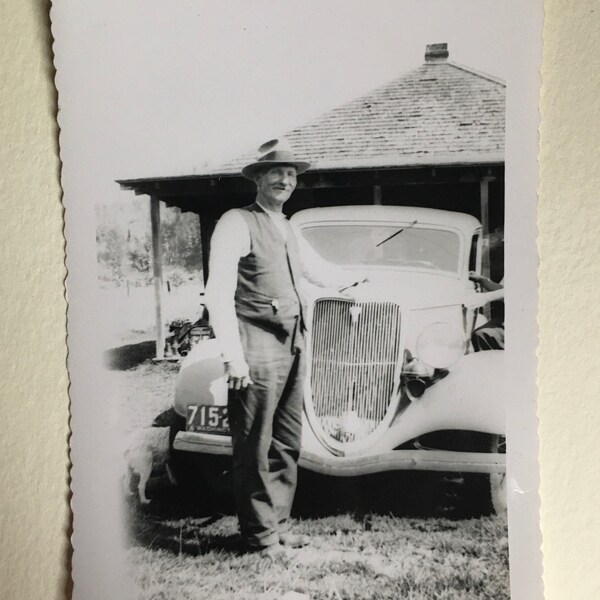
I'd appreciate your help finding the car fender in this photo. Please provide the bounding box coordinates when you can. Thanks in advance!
[174,339,228,418]
[175,344,505,455]
[369,350,505,453]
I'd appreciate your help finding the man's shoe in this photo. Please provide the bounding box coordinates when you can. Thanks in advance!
[245,543,287,559]
[279,533,310,548]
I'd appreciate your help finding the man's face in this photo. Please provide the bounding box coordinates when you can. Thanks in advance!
[255,165,297,206]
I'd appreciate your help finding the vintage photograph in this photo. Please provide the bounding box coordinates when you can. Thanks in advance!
[53,2,541,598]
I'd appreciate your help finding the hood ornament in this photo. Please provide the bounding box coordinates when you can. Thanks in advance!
[349,304,362,324]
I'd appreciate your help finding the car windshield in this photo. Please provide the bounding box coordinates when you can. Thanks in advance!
[301,224,461,273]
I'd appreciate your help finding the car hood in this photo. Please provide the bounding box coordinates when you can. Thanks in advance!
[304,268,474,310]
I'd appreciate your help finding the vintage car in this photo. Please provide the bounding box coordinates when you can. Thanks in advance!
[171,205,506,513]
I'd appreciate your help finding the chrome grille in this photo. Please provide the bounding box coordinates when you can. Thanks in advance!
[310,299,402,444]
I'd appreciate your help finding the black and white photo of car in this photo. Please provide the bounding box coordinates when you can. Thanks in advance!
[174,205,506,513]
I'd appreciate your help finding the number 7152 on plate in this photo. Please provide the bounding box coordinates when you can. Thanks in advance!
[186,405,230,435]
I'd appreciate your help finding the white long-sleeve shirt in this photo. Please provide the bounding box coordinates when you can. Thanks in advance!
[204,202,358,363]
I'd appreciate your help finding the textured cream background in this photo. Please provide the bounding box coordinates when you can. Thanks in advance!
[0,2,70,600]
[539,2,600,599]
[0,1,598,599]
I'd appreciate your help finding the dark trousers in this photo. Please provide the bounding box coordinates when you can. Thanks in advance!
[227,318,305,548]
[472,318,505,351]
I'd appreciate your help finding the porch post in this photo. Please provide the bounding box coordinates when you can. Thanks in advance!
[479,176,492,279]
[479,175,493,320]
[199,213,211,286]
[373,172,382,205]
[150,195,164,359]
[373,184,383,205]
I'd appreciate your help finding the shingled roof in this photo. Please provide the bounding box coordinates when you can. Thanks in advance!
[215,43,505,176]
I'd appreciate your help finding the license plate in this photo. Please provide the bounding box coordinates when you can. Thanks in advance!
[186,405,230,435]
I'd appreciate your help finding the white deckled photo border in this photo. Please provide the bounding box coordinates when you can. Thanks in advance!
[51,1,543,598]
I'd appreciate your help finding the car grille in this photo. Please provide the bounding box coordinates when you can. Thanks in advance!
[310,299,402,444]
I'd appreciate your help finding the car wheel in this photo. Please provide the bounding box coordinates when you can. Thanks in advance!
[160,413,222,512]
[412,431,506,517]
[488,434,507,515]
[169,448,234,512]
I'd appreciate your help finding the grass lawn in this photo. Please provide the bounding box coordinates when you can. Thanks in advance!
[127,511,509,600]
[113,349,510,600]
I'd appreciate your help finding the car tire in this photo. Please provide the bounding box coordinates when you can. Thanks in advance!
[169,446,235,512]
[462,434,506,517]
[154,412,223,513]
[488,434,507,515]
[412,431,506,517]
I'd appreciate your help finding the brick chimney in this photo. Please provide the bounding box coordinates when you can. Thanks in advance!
[425,43,449,63]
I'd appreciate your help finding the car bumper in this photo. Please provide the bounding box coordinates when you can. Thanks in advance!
[173,431,505,477]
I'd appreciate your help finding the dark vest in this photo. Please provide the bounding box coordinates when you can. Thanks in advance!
[234,203,304,338]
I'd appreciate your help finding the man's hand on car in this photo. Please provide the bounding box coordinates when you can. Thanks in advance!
[225,359,254,390]
[469,272,502,292]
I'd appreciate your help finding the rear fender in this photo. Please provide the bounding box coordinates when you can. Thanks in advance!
[174,339,228,418]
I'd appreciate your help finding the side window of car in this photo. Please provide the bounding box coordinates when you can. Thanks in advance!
[469,234,480,272]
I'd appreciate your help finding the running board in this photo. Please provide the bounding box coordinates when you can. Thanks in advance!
[174,431,505,476]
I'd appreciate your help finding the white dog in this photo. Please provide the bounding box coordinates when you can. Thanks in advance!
[122,426,176,504]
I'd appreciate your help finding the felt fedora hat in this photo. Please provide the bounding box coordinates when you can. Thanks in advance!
[241,138,310,180]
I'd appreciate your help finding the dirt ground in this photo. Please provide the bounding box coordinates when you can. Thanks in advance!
[111,343,510,600]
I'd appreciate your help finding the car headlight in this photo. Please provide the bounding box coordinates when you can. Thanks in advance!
[416,322,467,369]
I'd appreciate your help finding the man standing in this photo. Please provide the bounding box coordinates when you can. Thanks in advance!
[205,139,363,555]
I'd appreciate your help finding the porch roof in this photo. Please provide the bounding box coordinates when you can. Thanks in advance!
[118,43,505,191]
